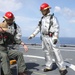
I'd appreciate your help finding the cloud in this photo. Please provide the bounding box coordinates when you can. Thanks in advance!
[69,20,75,24]
[60,27,75,37]
[54,6,75,18]
[0,17,3,21]
[54,6,61,12]
[15,16,38,23]
[0,0,22,12]
[15,16,38,32]
[15,16,39,36]
[62,8,75,18]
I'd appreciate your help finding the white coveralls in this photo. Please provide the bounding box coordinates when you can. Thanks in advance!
[30,13,66,70]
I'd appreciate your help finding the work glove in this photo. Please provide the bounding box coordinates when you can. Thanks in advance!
[28,36,32,39]
[52,36,58,44]
[53,39,57,44]
[28,34,35,39]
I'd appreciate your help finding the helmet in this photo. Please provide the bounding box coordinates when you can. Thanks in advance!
[3,11,14,19]
[40,3,51,11]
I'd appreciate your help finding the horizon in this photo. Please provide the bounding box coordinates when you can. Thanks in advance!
[22,36,75,38]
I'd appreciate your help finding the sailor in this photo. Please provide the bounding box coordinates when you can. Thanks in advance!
[0,11,28,75]
[28,3,67,75]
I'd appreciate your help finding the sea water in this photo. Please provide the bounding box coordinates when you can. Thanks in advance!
[22,37,75,45]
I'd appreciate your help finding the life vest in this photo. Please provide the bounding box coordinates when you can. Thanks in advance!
[0,32,16,45]
[0,22,17,45]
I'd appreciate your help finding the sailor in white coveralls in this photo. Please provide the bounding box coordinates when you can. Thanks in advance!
[29,3,68,75]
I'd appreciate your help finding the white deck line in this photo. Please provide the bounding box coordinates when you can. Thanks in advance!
[24,55,75,71]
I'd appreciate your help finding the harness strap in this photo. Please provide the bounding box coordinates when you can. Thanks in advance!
[13,22,17,36]
[48,13,54,32]
[38,16,43,31]
[38,13,54,32]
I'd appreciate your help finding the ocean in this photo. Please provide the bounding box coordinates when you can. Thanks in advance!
[22,37,75,45]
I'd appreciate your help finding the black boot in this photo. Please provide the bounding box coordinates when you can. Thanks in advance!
[43,68,52,72]
[59,69,68,75]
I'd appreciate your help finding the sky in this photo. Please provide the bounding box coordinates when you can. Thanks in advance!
[0,0,75,37]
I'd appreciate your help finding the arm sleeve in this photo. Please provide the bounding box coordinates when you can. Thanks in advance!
[32,25,40,36]
[52,16,59,37]
[15,25,22,39]
[14,25,22,44]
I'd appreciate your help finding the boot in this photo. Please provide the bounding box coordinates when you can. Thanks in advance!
[43,67,52,72]
[18,67,28,75]
[18,72,27,75]
[59,69,68,75]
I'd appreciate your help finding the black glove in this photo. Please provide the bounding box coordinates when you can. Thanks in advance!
[28,36,32,39]
[53,39,57,44]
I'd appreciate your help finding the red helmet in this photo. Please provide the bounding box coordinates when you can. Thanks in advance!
[40,3,51,11]
[3,11,14,19]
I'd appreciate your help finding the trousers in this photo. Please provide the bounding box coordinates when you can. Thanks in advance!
[42,35,66,70]
[0,45,26,75]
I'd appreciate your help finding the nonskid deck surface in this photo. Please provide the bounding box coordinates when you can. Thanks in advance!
[2,44,75,75]
[18,44,75,75]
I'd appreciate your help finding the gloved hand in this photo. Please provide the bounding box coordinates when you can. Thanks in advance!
[53,39,57,44]
[28,36,33,39]
[28,34,35,39]
[52,36,58,44]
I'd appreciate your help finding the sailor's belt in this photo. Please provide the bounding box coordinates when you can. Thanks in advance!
[42,32,54,37]
[42,33,49,35]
